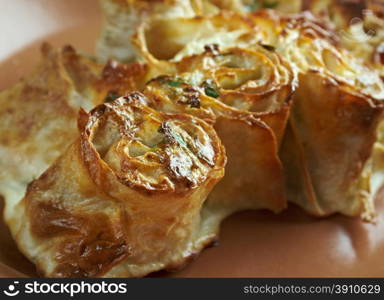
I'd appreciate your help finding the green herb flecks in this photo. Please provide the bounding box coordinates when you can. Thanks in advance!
[263,1,278,8]
[246,0,279,11]
[166,77,185,87]
[204,86,220,98]
[202,80,220,99]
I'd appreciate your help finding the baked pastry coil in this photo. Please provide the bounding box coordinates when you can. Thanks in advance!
[132,12,264,64]
[143,45,296,216]
[281,70,384,220]
[11,94,226,277]
[97,0,200,62]
[274,14,384,100]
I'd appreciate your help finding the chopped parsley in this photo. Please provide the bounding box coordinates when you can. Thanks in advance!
[166,77,185,87]
[246,0,279,11]
[154,76,186,88]
[204,86,220,98]
[202,80,220,99]
[263,1,278,8]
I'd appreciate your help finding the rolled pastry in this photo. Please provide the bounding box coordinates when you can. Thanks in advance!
[244,10,384,218]
[281,70,384,220]
[132,12,263,64]
[272,12,384,219]
[143,45,296,215]
[97,0,201,62]
[10,94,226,277]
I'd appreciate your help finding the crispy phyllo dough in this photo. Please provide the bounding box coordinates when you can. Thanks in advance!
[143,45,295,215]
[281,71,384,220]
[97,0,278,62]
[273,12,384,100]
[93,60,150,103]
[262,11,384,218]
[338,1,384,69]
[9,94,226,277]
[132,12,263,63]
[94,2,384,221]
[0,44,102,227]
[97,0,200,62]
[205,0,303,14]
[251,0,384,69]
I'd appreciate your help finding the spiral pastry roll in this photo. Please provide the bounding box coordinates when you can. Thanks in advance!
[143,45,295,216]
[10,94,226,277]
[0,44,102,227]
[281,70,384,220]
[132,12,264,64]
[97,0,200,62]
[274,12,384,99]
[337,2,384,70]
[263,11,384,218]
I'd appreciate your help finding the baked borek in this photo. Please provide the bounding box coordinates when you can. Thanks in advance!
[97,0,202,62]
[268,12,384,219]
[142,45,295,215]
[9,94,226,277]
[281,71,384,220]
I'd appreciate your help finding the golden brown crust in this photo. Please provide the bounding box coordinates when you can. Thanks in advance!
[93,61,150,112]
[0,44,103,228]
[29,201,130,277]
[141,44,296,213]
[3,1,384,279]
[14,94,226,277]
[281,70,384,219]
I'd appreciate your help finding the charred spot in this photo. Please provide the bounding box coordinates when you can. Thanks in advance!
[177,87,201,108]
[124,92,146,103]
[158,121,171,135]
[163,153,196,190]
[29,201,130,277]
[29,201,83,238]
[260,44,276,52]
[204,44,220,56]
[158,122,187,148]
[158,122,175,145]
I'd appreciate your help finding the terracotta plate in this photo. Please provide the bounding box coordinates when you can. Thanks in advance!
[1,0,384,278]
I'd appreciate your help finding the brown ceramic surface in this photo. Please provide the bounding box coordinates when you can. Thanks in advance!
[1,0,383,278]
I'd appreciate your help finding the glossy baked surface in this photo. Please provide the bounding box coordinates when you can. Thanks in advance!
[1,0,384,277]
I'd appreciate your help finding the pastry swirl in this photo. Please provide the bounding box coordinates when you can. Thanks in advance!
[142,45,296,215]
[281,71,384,220]
[11,94,226,277]
[97,0,200,62]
